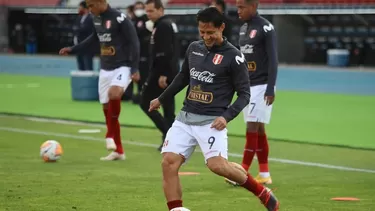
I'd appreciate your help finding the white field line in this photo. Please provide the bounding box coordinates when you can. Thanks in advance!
[0,116,374,174]
[0,83,40,88]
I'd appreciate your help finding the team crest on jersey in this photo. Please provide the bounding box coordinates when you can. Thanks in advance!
[212,54,224,65]
[106,20,111,29]
[137,21,143,28]
[249,29,257,39]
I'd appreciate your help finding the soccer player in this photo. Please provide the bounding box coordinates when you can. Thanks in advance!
[149,7,279,211]
[237,0,278,184]
[140,0,179,151]
[59,0,140,161]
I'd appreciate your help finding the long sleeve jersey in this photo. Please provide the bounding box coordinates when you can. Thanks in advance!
[71,5,140,73]
[158,39,250,123]
[239,13,278,96]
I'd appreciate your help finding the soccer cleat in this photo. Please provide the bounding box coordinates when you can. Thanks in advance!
[258,187,279,211]
[105,138,116,151]
[100,151,126,161]
[255,174,273,185]
[225,178,240,186]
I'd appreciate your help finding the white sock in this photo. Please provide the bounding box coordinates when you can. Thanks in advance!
[259,172,270,178]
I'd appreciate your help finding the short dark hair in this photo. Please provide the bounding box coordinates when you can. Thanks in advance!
[79,0,87,8]
[212,0,226,12]
[127,4,134,12]
[145,0,164,9]
[196,7,224,28]
[134,1,145,6]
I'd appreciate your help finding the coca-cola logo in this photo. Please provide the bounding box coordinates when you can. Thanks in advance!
[190,68,216,83]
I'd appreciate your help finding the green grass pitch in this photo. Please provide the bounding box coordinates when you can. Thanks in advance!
[1,73,375,210]
[1,116,375,211]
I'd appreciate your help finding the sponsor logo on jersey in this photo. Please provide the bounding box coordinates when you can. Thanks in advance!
[98,33,112,42]
[240,44,254,54]
[247,61,256,71]
[192,51,204,56]
[190,68,216,83]
[235,53,245,65]
[116,13,126,23]
[187,85,213,104]
[100,46,115,56]
[263,23,274,33]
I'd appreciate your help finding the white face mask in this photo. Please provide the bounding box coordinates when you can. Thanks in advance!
[134,9,145,17]
[145,20,154,32]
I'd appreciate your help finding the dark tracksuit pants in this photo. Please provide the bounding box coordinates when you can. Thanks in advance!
[140,73,175,138]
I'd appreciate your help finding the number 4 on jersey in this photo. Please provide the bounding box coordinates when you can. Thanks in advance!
[117,74,122,80]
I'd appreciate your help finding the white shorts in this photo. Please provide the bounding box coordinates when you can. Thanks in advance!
[243,84,274,124]
[98,66,132,104]
[162,120,228,163]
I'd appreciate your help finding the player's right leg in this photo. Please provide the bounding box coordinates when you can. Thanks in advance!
[98,69,117,152]
[161,120,196,211]
[206,156,279,210]
[242,84,273,184]
[194,124,279,211]
[99,68,133,161]
[242,88,262,173]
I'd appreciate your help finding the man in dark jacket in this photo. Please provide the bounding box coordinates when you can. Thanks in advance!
[141,0,179,151]
[73,1,95,70]
[131,1,152,104]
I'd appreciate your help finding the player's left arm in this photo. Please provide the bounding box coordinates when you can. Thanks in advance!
[264,23,278,105]
[118,13,140,75]
[221,53,251,123]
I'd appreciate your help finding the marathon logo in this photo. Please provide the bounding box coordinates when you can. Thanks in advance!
[101,46,115,56]
[187,85,213,104]
[247,61,256,72]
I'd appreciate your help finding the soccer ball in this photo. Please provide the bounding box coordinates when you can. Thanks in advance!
[40,140,63,162]
[170,208,190,211]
